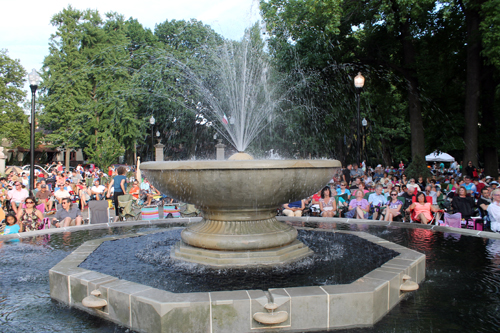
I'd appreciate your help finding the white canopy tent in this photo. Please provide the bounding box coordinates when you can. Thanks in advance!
[425,151,455,162]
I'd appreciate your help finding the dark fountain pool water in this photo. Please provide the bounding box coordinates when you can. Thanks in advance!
[1,222,500,333]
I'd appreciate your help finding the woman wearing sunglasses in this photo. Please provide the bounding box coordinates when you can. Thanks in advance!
[16,196,43,232]
[383,191,403,221]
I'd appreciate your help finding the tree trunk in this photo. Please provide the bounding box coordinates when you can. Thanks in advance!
[65,147,70,169]
[399,18,426,159]
[463,4,482,167]
[381,137,392,167]
[481,64,498,177]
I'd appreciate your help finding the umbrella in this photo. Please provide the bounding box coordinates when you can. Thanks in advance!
[425,151,455,162]
[136,156,141,183]
[5,166,23,174]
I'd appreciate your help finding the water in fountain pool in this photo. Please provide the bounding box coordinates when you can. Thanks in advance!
[78,229,398,293]
[1,223,500,332]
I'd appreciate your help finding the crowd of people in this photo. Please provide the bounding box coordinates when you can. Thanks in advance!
[3,159,500,235]
[0,162,162,234]
[282,160,500,232]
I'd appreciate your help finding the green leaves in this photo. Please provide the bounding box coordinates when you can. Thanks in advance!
[0,49,29,148]
[41,6,144,168]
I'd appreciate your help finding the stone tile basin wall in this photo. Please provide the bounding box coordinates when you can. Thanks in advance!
[49,229,425,332]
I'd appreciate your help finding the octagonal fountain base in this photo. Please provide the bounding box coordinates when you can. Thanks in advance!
[171,239,313,267]
[49,228,425,333]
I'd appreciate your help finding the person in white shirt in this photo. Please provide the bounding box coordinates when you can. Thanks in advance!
[90,180,107,200]
[487,189,500,233]
[368,185,387,220]
[7,182,29,214]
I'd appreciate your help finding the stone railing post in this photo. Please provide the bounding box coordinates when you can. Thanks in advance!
[216,139,226,160]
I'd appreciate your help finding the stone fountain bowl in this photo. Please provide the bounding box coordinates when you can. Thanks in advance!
[141,159,340,251]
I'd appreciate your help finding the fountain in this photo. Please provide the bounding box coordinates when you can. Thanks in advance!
[141,158,340,266]
[46,30,425,332]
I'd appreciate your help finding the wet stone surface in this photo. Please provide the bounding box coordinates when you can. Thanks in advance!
[78,229,399,292]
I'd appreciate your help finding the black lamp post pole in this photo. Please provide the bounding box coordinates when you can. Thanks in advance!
[356,91,361,167]
[29,84,37,195]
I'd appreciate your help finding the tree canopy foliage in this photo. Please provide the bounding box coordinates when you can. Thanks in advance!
[14,1,499,172]
[260,0,500,174]
[0,49,28,148]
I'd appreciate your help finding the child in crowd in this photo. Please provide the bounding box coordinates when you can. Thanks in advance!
[1,214,20,235]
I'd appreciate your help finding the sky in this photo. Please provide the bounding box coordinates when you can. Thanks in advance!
[1,0,261,74]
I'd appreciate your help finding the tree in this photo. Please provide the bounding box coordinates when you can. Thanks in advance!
[40,6,93,168]
[0,49,29,148]
[41,7,144,168]
[130,19,224,160]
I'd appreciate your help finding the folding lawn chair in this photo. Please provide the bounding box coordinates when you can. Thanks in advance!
[118,194,135,220]
[163,204,181,218]
[443,212,462,228]
[88,200,110,224]
[141,206,159,220]
[179,203,200,218]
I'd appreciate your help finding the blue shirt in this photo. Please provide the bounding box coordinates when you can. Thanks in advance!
[288,200,303,208]
[113,175,127,192]
[3,224,20,235]
[368,193,387,206]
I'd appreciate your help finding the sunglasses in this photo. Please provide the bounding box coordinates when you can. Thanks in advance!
[390,194,398,196]
[26,201,34,204]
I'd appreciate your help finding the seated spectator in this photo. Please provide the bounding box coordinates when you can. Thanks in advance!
[408,192,441,225]
[1,214,20,235]
[384,183,394,198]
[54,186,71,204]
[358,182,369,194]
[16,196,44,232]
[350,164,364,179]
[56,172,65,188]
[477,187,491,221]
[283,199,305,217]
[145,185,161,206]
[306,189,322,216]
[373,165,384,183]
[490,181,499,191]
[451,186,476,220]
[128,180,141,200]
[487,189,500,232]
[7,182,29,214]
[379,173,390,186]
[407,178,421,192]
[76,182,90,209]
[384,191,403,221]
[52,198,83,228]
[35,184,53,212]
[20,173,29,187]
[345,189,370,219]
[424,185,437,205]
[368,185,387,220]
[90,180,107,200]
[338,181,351,199]
[63,180,73,192]
[416,176,426,191]
[319,186,337,217]
[350,178,362,190]
[402,186,416,221]
[463,176,476,195]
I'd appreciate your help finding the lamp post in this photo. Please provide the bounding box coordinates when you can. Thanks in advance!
[28,69,41,195]
[362,117,367,162]
[354,72,365,167]
[149,115,155,160]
